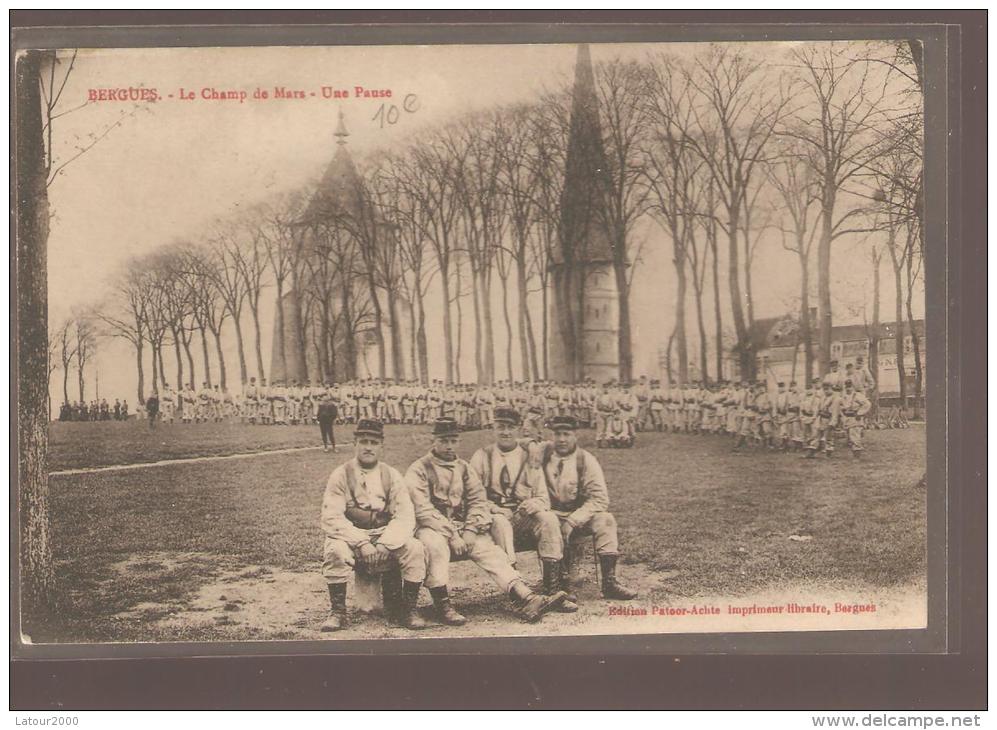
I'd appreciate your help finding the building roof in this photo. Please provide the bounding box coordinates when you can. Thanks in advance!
[728,316,925,355]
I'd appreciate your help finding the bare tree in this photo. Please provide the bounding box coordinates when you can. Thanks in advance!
[95,260,153,403]
[768,143,821,385]
[681,44,791,380]
[205,230,250,386]
[782,42,895,376]
[53,316,78,405]
[593,58,654,382]
[72,311,97,403]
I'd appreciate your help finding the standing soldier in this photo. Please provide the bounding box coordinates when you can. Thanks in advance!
[160,383,176,424]
[755,382,775,449]
[145,391,160,429]
[839,380,872,458]
[536,416,637,600]
[477,383,496,428]
[634,376,651,432]
[319,419,428,632]
[258,377,272,425]
[733,382,756,453]
[469,408,578,612]
[244,377,259,425]
[594,382,616,448]
[773,381,791,450]
[405,417,568,625]
[287,380,302,425]
[808,381,841,458]
[317,388,339,452]
[271,381,288,425]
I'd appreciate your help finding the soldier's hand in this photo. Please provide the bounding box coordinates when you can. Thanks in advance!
[374,544,391,569]
[560,520,575,545]
[449,535,469,558]
[357,542,377,567]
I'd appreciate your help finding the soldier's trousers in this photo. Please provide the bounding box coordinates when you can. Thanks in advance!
[479,406,494,426]
[650,407,664,430]
[595,413,612,441]
[809,420,835,452]
[273,402,287,423]
[555,511,619,556]
[843,419,864,451]
[322,535,426,584]
[418,527,520,592]
[490,510,564,562]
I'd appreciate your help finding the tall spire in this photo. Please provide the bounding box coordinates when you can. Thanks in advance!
[334,108,349,146]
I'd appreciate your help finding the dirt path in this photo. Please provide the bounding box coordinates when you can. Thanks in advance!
[107,551,926,642]
[49,445,327,477]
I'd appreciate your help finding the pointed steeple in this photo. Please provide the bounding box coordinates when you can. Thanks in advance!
[334,108,350,146]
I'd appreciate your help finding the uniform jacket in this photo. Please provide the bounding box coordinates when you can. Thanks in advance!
[469,444,550,515]
[537,443,610,529]
[406,453,493,539]
[320,459,415,551]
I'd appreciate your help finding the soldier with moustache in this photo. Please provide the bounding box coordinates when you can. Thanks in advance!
[535,416,637,600]
[405,417,568,625]
[469,408,579,612]
[319,419,428,632]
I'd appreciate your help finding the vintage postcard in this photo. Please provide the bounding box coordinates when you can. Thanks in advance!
[14,34,935,651]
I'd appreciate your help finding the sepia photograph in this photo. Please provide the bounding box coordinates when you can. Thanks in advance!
[15,36,930,648]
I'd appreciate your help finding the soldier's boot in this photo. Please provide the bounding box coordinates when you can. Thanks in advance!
[509,580,566,623]
[599,554,638,600]
[541,559,577,612]
[380,568,404,624]
[400,580,429,630]
[804,448,816,459]
[429,586,467,626]
[320,583,348,632]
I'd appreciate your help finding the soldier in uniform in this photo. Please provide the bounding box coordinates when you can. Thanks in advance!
[649,380,666,432]
[405,417,567,625]
[469,408,578,612]
[160,383,176,424]
[317,388,339,452]
[535,416,637,600]
[616,383,639,440]
[319,419,428,632]
[593,382,615,448]
[477,383,496,429]
[754,382,775,449]
[244,377,259,424]
[287,380,302,425]
[807,381,840,458]
[271,381,288,425]
[839,379,872,458]
[773,381,791,450]
[733,382,756,453]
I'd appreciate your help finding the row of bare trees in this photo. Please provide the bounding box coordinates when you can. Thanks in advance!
[89,41,923,409]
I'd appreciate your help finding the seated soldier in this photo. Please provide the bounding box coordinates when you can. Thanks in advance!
[536,416,637,600]
[406,417,567,626]
[319,419,428,632]
[469,408,578,612]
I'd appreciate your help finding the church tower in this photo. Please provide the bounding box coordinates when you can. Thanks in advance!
[549,44,621,384]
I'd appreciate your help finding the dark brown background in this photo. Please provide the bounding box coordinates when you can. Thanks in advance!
[10,9,986,710]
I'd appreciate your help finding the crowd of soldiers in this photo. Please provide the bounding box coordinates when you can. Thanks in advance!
[58,399,130,422]
[633,357,879,459]
[143,355,881,459]
[319,410,636,632]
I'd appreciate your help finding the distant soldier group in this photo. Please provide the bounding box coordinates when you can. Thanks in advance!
[58,399,129,422]
[319,409,636,632]
[641,357,878,459]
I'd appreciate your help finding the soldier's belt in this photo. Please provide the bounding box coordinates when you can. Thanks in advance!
[345,506,391,530]
[820,411,832,418]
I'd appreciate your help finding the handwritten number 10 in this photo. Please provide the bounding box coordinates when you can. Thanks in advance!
[373,93,420,129]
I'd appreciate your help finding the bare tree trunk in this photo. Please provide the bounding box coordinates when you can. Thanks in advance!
[251,305,265,381]
[469,266,483,382]
[440,272,454,385]
[212,330,228,392]
[407,298,418,382]
[665,327,675,384]
[541,276,549,380]
[500,273,514,381]
[710,231,723,382]
[135,341,145,404]
[906,257,923,419]
[62,365,70,404]
[339,281,357,381]
[157,346,167,388]
[692,277,708,384]
[726,217,752,379]
[172,329,184,390]
[615,263,634,383]
[77,360,85,403]
[893,265,907,407]
[870,251,881,386]
[481,268,496,384]
[150,344,159,396]
[416,291,430,385]
[455,263,464,384]
[183,337,196,388]
[232,315,249,386]
[516,260,536,381]
[199,326,211,387]
[387,290,405,380]
[799,254,814,386]
[16,49,54,620]
[817,189,835,376]
[366,275,386,379]
[274,280,287,379]
[673,235,689,384]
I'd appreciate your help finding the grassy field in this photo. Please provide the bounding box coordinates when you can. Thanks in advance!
[33,422,927,643]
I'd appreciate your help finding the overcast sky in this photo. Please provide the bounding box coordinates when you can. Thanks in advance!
[44,42,924,406]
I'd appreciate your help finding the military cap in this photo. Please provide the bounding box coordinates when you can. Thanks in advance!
[432,417,460,437]
[777,381,786,387]
[494,407,521,426]
[548,415,578,431]
[355,419,384,439]
[844,379,854,387]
